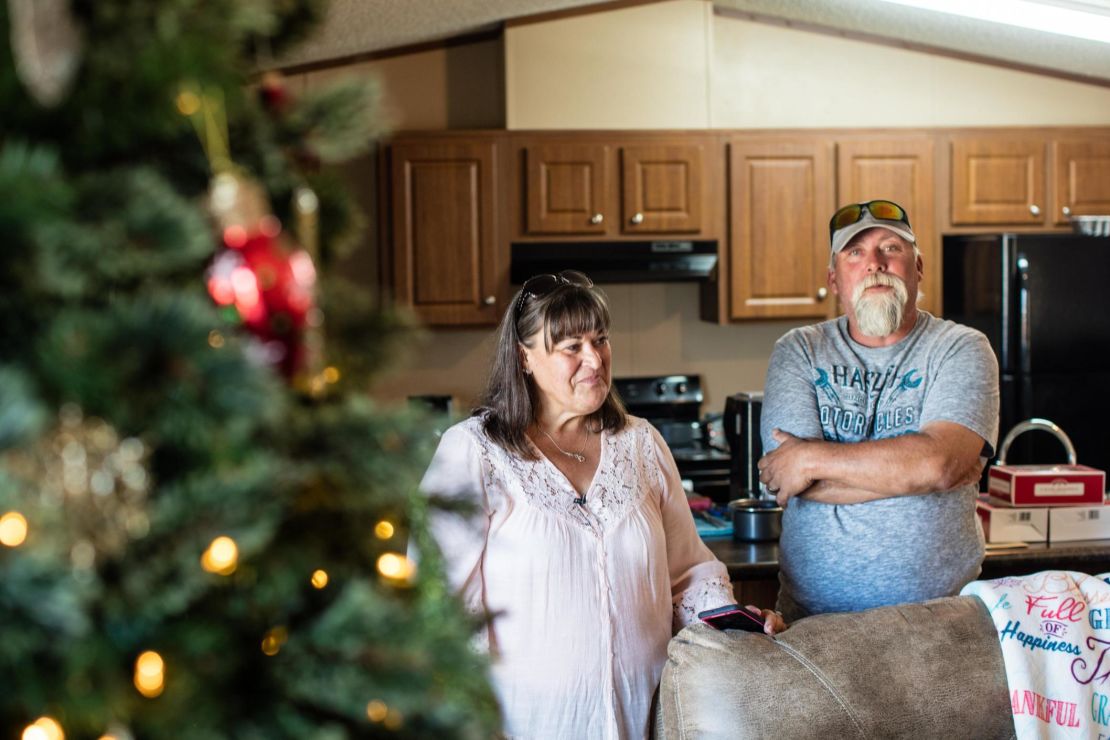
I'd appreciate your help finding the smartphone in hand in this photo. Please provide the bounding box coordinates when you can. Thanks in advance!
[698,604,766,633]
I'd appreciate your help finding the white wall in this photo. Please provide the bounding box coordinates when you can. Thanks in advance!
[505,0,714,129]
[711,15,1110,128]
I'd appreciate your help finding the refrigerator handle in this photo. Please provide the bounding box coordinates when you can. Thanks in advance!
[1016,255,1031,375]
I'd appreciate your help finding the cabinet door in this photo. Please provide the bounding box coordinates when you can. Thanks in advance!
[621,144,703,234]
[729,139,834,320]
[950,138,1046,225]
[524,144,609,235]
[1053,138,1110,225]
[837,137,939,315]
[390,140,500,326]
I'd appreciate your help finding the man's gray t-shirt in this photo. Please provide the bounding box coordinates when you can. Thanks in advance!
[761,311,1000,619]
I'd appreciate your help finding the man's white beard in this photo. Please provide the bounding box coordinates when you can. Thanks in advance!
[852,273,909,337]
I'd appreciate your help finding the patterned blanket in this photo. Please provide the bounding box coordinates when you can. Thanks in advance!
[962,571,1110,739]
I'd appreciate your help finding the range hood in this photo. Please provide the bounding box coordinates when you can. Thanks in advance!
[510,240,718,284]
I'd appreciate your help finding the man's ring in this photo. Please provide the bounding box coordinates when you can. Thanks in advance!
[768,487,779,493]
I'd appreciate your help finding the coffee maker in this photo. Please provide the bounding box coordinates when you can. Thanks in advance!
[723,392,763,498]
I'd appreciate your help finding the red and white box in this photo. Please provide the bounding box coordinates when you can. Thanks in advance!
[987,464,1106,507]
[976,497,1048,543]
[1048,504,1110,543]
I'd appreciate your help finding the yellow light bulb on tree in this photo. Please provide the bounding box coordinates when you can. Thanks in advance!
[134,650,165,698]
[377,552,415,582]
[261,626,288,656]
[200,535,238,575]
[22,717,64,740]
[0,511,28,547]
[366,700,388,722]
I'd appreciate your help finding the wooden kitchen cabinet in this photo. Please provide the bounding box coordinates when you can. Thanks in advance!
[621,143,704,234]
[837,136,939,315]
[728,137,835,320]
[520,138,708,236]
[1052,137,1110,225]
[948,131,1110,230]
[386,137,503,326]
[949,136,1046,226]
[523,143,610,235]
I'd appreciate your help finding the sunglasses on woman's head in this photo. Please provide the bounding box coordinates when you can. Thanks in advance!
[828,200,911,240]
[514,270,594,318]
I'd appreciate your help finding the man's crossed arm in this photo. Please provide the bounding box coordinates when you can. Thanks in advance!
[757,422,988,506]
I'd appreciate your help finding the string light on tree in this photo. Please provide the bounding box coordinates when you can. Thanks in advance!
[200,536,238,576]
[310,569,329,589]
[366,700,388,723]
[21,716,63,740]
[373,520,394,540]
[0,511,28,547]
[96,727,133,740]
[133,651,165,698]
[261,626,288,656]
[377,552,415,583]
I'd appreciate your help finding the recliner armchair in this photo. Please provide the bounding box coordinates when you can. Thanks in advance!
[656,595,1015,739]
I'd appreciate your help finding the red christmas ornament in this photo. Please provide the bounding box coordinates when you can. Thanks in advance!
[207,218,317,379]
[259,71,289,112]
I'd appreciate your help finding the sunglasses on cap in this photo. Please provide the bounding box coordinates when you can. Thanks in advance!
[514,270,594,319]
[828,200,911,240]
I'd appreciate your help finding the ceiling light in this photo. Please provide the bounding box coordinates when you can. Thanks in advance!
[877,0,1110,43]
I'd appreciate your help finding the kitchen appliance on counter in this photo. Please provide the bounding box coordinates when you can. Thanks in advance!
[723,391,764,499]
[613,374,732,501]
[728,498,783,542]
[943,233,1110,475]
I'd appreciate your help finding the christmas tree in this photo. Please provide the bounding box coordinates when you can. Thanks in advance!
[0,1,498,737]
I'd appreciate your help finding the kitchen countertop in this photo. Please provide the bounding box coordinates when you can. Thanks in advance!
[705,537,1110,581]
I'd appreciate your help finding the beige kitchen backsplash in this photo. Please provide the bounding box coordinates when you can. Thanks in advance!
[371,282,807,415]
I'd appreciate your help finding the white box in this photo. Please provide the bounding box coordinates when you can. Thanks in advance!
[976,497,1048,543]
[1048,505,1110,543]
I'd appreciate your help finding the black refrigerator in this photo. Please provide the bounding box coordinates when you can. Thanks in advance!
[943,233,1110,474]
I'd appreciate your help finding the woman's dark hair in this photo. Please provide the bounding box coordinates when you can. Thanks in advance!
[477,276,627,459]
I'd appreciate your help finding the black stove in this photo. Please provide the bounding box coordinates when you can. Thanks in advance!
[613,374,732,501]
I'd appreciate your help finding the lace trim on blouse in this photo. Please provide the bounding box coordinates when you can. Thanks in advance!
[460,415,655,533]
[672,574,736,629]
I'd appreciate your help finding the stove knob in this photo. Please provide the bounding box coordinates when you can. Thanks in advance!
[676,382,688,395]
[655,382,668,396]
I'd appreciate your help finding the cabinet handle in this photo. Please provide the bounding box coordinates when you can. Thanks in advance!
[1029,204,1041,217]
[483,295,496,306]
[630,212,644,225]
[816,287,828,301]
[1063,206,1072,217]
[589,213,604,225]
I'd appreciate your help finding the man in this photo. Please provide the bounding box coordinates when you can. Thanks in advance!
[758,199,999,621]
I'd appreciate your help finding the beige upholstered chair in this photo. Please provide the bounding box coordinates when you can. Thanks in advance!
[656,595,1015,739]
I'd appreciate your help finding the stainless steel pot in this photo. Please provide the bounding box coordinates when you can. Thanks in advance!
[728,497,783,542]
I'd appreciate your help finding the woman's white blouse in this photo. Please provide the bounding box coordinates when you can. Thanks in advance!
[421,415,734,740]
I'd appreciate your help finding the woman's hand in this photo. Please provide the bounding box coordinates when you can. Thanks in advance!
[746,605,787,636]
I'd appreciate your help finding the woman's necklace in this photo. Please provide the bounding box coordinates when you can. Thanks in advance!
[541,426,589,463]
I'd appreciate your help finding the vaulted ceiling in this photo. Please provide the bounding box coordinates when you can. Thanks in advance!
[285,0,1110,86]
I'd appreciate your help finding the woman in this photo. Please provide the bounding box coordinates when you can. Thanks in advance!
[421,271,784,739]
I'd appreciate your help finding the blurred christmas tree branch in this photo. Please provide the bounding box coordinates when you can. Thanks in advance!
[0,1,499,737]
